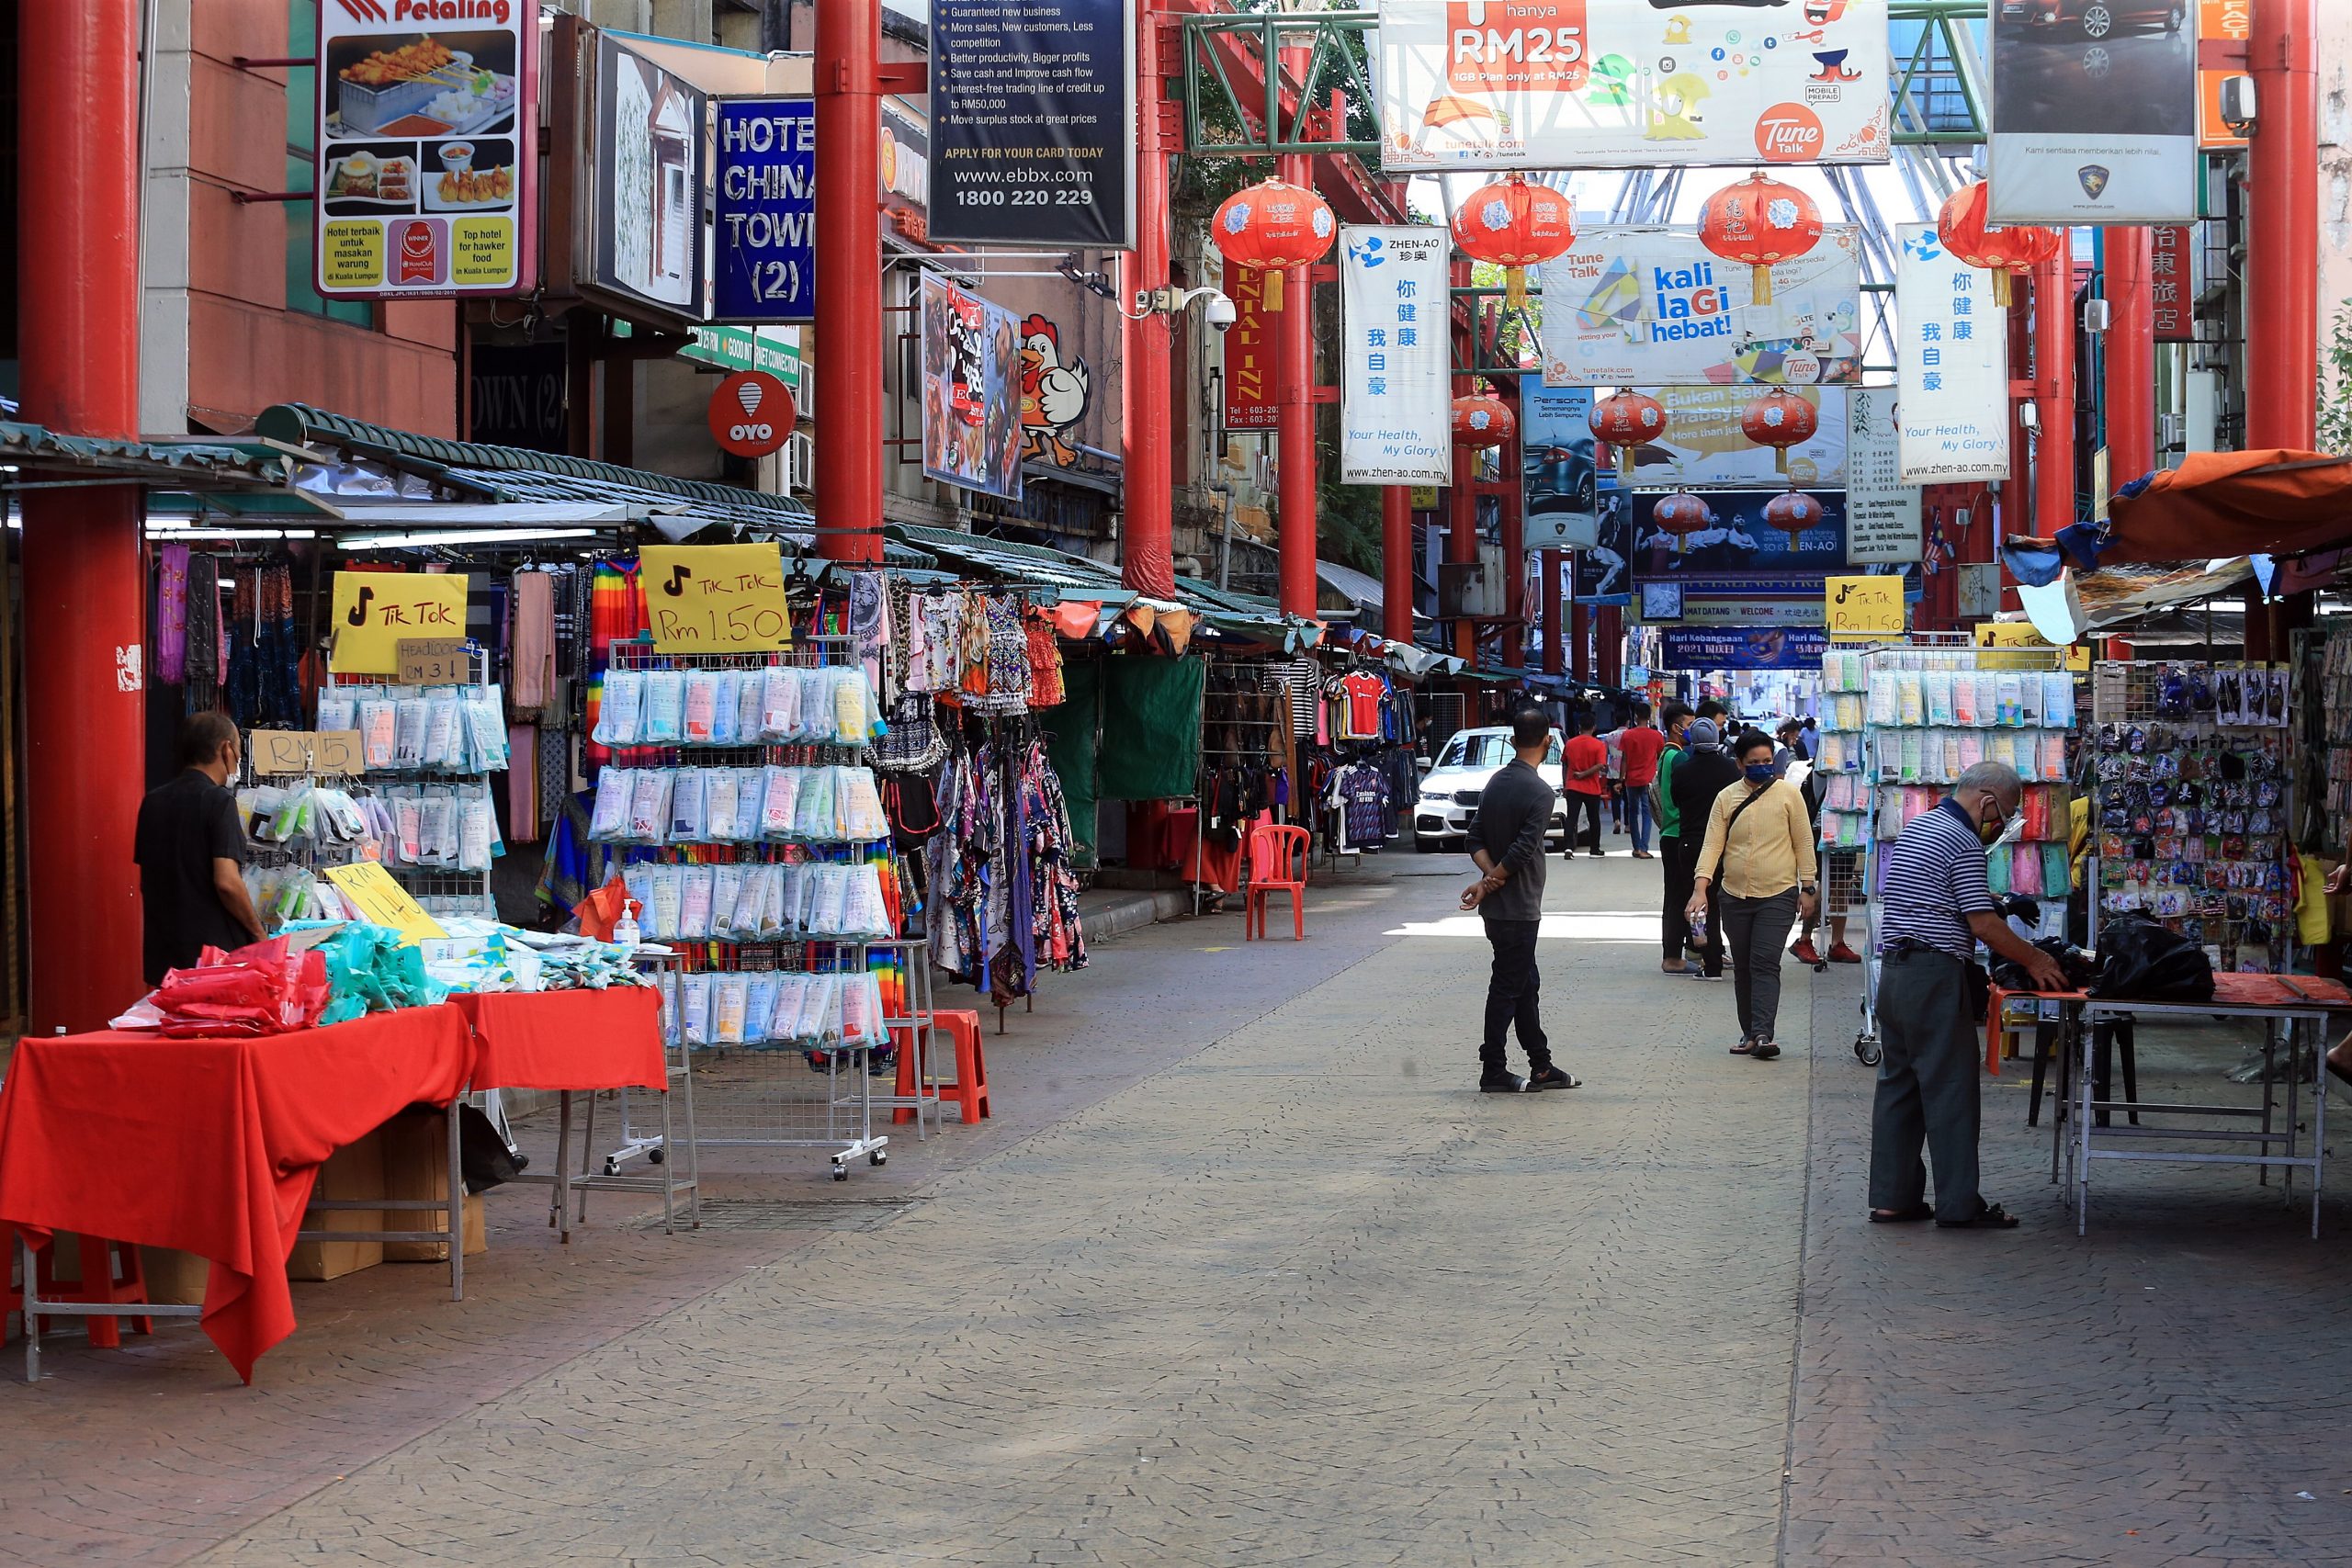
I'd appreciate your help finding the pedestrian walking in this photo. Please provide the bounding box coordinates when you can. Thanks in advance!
[1461,706,1579,1095]
[1561,712,1608,858]
[1687,730,1818,1059]
[1654,702,1696,972]
[1600,721,1627,836]
[1617,706,1666,861]
[1773,719,1805,778]
[1669,718,1737,981]
[1868,761,2066,1227]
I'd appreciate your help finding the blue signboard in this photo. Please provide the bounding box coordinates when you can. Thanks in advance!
[714,97,815,323]
[1626,490,1847,573]
[1657,627,1832,671]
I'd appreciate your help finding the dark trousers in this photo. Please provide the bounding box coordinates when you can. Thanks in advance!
[1868,948,1983,1221]
[1480,918,1552,1073]
[1659,834,1691,961]
[1563,792,1602,854]
[1721,888,1800,1043]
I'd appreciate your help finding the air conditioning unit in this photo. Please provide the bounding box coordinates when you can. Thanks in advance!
[784,430,816,496]
[2159,412,2184,446]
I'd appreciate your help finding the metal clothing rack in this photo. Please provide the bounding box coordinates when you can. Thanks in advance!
[321,646,503,918]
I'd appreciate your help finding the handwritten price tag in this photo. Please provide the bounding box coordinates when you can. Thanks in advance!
[1824,575,1905,641]
[397,637,469,684]
[329,571,470,674]
[639,543,793,652]
[248,729,366,775]
[323,862,447,945]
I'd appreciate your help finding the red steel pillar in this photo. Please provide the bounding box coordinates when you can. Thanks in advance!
[815,0,885,563]
[2103,228,2155,482]
[1540,548,1564,675]
[1570,601,1590,680]
[2247,0,2319,452]
[1498,416,1524,643]
[1273,47,1318,616]
[1446,452,1476,663]
[1122,0,1175,598]
[1381,487,1414,641]
[18,0,145,1032]
[2030,251,2076,537]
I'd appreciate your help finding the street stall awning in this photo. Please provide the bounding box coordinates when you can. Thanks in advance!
[0,420,303,491]
[2103,449,2352,564]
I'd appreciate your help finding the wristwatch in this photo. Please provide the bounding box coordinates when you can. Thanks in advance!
[1799,882,1818,895]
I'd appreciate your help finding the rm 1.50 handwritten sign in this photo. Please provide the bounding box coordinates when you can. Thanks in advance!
[639,543,794,652]
[714,98,815,322]
[329,571,470,674]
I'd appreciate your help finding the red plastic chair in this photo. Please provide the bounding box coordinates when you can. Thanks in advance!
[1244,824,1311,941]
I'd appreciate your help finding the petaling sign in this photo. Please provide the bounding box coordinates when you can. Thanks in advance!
[336,0,514,21]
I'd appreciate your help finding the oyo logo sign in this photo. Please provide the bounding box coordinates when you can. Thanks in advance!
[707,371,795,458]
[1755,104,1825,163]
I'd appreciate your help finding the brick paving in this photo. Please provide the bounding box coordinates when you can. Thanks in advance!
[7,850,2352,1565]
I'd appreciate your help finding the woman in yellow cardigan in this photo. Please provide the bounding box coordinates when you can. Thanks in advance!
[1687,729,1819,1061]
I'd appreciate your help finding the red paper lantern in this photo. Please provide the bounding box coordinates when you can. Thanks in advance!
[1740,388,1819,476]
[1697,173,1823,305]
[1210,178,1337,272]
[1451,174,1577,307]
[1763,490,1826,536]
[1652,491,1716,540]
[1936,181,2063,307]
[1452,393,1515,448]
[1587,390,1668,481]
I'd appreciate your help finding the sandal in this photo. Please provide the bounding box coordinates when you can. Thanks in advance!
[1869,1203,1934,1224]
[1936,1200,2021,1230]
[1750,1040,1782,1061]
[1729,1039,1753,1055]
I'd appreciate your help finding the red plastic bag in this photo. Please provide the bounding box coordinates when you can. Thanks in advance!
[152,937,332,1036]
[572,873,636,942]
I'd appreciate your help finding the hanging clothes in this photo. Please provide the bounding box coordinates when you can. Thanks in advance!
[184,553,220,716]
[511,569,556,711]
[155,545,190,685]
[926,734,1087,1000]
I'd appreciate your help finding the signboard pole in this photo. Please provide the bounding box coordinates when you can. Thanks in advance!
[815,0,886,563]
[1122,0,1175,600]
[1541,549,1565,675]
[1499,406,1525,628]
[2104,227,2155,482]
[2245,0,2318,660]
[1275,86,1319,618]
[1383,487,1415,643]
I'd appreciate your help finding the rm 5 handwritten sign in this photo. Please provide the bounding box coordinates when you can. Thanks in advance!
[639,543,793,652]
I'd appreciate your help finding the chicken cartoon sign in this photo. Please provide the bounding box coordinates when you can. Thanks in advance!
[1019,313,1093,468]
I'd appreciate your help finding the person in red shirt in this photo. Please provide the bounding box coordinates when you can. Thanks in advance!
[1615,707,1668,861]
[1560,712,1609,859]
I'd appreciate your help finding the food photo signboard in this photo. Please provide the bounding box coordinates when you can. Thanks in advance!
[313,4,537,299]
[1376,0,1890,172]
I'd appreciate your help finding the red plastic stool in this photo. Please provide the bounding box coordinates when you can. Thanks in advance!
[891,1009,989,1124]
[5,1231,152,1348]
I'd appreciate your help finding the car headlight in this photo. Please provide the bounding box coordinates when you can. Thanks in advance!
[1419,789,1453,804]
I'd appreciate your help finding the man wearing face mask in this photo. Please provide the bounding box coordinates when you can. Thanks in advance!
[1868,761,2068,1230]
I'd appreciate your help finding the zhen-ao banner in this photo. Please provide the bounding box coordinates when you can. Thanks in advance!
[1339,227,1454,485]
[1894,224,2009,485]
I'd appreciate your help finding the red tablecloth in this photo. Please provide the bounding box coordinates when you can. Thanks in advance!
[0,1003,471,1382]
[453,986,666,1092]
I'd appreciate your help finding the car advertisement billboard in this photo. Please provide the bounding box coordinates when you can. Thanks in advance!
[1988,0,2199,222]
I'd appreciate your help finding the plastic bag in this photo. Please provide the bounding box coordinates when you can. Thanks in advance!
[684,669,721,744]
[2091,912,2216,1000]
[642,670,687,744]
[590,767,635,840]
[594,670,645,746]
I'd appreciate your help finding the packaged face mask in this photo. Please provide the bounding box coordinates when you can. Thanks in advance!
[419,696,457,770]
[771,975,810,1040]
[628,769,675,844]
[595,670,646,747]
[1996,674,2024,728]
[458,795,495,872]
[839,768,888,841]
[709,863,747,939]
[1924,671,1954,727]
[1895,672,1925,728]
[2018,675,2043,728]
[676,864,716,940]
[1867,676,1898,728]
[2042,671,2075,728]
[466,694,511,772]
[684,669,721,744]
[729,862,768,940]
[392,698,429,770]
[678,972,712,1049]
[762,861,791,939]
[713,973,749,1046]
[316,694,357,735]
[641,669,687,744]
[648,863,686,943]
[704,768,742,843]
[759,765,799,840]
[590,768,635,840]
[708,670,742,746]
[669,769,708,843]
[735,672,765,750]
[417,788,458,866]
[759,665,798,741]
[744,972,781,1043]
[358,700,397,771]
[798,766,839,841]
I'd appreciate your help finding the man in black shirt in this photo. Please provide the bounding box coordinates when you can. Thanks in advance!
[134,713,266,984]
[1462,706,1578,1095]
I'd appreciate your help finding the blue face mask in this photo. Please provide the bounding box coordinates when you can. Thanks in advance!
[1744,762,1774,784]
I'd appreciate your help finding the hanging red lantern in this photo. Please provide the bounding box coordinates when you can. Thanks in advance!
[1936,181,2062,308]
[1452,392,1515,448]
[1209,177,1337,273]
[1740,387,1819,476]
[1450,174,1577,308]
[1697,173,1823,305]
[1763,490,1826,536]
[1587,390,1668,482]
[1651,492,1717,542]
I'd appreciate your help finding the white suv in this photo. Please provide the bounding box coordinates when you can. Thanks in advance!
[1414,728,1567,852]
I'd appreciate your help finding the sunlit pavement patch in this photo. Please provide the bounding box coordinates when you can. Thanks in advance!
[1385,912,1661,942]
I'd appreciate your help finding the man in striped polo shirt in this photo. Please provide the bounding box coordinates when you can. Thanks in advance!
[1869,761,2067,1230]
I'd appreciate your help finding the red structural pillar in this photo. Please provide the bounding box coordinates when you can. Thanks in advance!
[2030,251,2075,536]
[17,0,144,1033]
[2247,0,2319,453]
[2103,227,2155,483]
[1597,605,1623,687]
[1273,47,1318,617]
[1498,423,1524,640]
[1446,453,1476,663]
[1540,548,1564,675]
[1570,601,1590,680]
[1381,487,1414,641]
[815,0,885,563]
[1122,0,1175,599]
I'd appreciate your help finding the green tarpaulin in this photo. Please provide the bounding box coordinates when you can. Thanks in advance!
[1097,657,1204,802]
[1040,656,1102,865]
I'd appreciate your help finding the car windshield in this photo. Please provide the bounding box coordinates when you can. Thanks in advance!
[1442,736,1561,769]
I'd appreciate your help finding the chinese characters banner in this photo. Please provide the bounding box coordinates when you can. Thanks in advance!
[1339,227,1453,485]
[1894,224,2008,485]
[2151,223,2196,343]
[1222,261,1278,431]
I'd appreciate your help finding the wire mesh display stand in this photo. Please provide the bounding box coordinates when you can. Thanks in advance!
[601,635,923,1181]
[320,647,501,918]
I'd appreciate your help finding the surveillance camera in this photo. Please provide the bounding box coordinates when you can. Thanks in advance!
[1204,292,1238,333]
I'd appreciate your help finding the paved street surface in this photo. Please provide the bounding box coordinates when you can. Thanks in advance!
[9,848,2352,1566]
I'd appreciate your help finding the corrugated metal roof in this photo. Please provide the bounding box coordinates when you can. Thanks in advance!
[0,421,295,487]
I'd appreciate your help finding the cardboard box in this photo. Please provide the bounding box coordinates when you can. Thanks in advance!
[288,1129,387,1281]
[138,1246,211,1306]
[379,1110,487,1263]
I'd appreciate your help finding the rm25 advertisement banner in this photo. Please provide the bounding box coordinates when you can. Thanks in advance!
[1375,0,1890,172]
[1614,385,1848,490]
[1539,225,1863,387]
[928,0,1135,247]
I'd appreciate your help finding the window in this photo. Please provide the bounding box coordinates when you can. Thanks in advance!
[284,4,371,327]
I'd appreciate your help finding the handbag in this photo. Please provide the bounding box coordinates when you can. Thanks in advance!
[872,691,947,773]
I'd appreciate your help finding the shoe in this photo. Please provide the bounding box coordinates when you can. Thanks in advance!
[1827,943,1863,964]
[1750,1040,1783,1061]
[1527,1065,1581,1091]
[1936,1199,2020,1229]
[1690,970,1724,982]
[1588,849,1605,858]
[1790,939,1824,965]
[1479,1072,1532,1094]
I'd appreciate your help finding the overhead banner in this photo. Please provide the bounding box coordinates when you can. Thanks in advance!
[312,9,536,299]
[1628,490,1845,573]
[1615,386,1847,490]
[1657,627,1831,671]
[1988,5,2198,221]
[1521,378,1598,550]
[2199,1,2252,149]
[1222,262,1278,431]
[1574,485,1634,604]
[588,32,709,323]
[1894,224,2009,484]
[928,0,1136,247]
[1340,228,1453,485]
[1375,0,1891,172]
[1539,226,1865,387]
[1844,387,1921,563]
[712,98,815,323]
[920,272,1023,502]
[2151,223,2196,342]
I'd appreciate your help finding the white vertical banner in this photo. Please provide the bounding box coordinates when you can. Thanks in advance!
[1894,224,2009,485]
[1845,386,1922,563]
[1339,226,1452,485]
